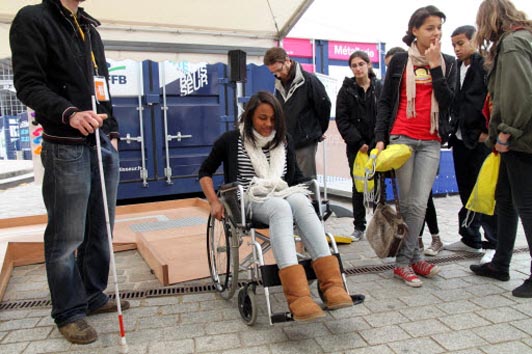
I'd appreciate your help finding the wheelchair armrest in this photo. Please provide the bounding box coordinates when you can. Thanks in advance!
[219,181,241,192]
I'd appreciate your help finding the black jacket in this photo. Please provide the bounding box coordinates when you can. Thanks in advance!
[376,51,456,144]
[10,0,118,143]
[449,53,488,149]
[198,130,305,186]
[274,61,331,148]
[336,76,382,154]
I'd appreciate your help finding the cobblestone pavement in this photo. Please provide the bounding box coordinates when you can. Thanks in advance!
[1,182,531,353]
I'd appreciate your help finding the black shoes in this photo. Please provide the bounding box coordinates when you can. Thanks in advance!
[512,278,532,298]
[470,263,510,281]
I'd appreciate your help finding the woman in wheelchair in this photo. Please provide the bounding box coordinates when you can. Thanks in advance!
[199,91,352,321]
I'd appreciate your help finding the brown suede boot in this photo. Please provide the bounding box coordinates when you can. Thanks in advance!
[312,255,353,310]
[278,264,326,321]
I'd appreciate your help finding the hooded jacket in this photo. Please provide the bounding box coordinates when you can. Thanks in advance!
[274,61,331,148]
[375,51,456,144]
[336,75,382,153]
[449,52,488,149]
[486,29,532,154]
[10,0,119,143]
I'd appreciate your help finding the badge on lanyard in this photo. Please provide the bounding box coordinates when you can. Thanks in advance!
[94,76,110,102]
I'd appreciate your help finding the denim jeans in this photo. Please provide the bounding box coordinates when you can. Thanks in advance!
[248,193,331,269]
[41,134,119,327]
[389,136,440,266]
[491,151,532,274]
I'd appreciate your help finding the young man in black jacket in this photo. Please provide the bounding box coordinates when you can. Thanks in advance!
[10,0,127,344]
[264,47,331,179]
[445,25,498,262]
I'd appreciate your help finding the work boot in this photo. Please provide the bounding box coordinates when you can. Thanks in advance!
[88,299,130,315]
[312,255,353,310]
[278,264,326,321]
[58,319,97,344]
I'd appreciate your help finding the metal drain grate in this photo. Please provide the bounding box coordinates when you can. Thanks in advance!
[1,247,528,311]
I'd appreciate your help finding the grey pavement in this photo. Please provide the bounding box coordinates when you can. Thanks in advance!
[1,174,531,353]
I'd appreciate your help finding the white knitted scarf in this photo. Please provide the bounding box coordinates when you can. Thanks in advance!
[240,125,310,203]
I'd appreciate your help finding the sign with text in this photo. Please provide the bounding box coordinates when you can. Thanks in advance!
[107,59,143,97]
[283,37,314,58]
[328,41,380,63]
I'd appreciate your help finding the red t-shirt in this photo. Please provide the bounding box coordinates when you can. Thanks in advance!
[390,66,440,141]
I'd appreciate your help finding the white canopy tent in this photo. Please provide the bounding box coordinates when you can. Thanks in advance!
[0,0,314,61]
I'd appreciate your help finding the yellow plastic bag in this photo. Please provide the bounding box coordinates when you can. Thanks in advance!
[365,144,413,177]
[352,151,374,193]
[466,152,500,215]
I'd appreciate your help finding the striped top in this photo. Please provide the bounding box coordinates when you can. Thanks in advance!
[237,137,287,192]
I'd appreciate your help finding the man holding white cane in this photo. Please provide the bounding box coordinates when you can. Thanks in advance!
[10,0,129,344]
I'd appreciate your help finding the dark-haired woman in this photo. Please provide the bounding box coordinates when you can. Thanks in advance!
[469,0,532,298]
[336,51,382,241]
[375,5,456,287]
[199,91,352,320]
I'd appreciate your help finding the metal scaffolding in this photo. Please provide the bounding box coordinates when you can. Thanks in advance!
[0,58,26,117]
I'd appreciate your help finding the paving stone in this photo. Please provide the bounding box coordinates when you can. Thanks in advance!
[388,337,446,354]
[398,293,442,307]
[282,322,329,340]
[481,341,532,354]
[0,310,31,321]
[432,288,473,302]
[0,342,29,354]
[476,306,527,324]
[162,323,206,340]
[363,298,408,313]
[142,297,182,306]
[222,346,272,354]
[159,302,200,315]
[324,317,371,334]
[2,326,52,343]
[314,332,367,352]
[148,338,194,354]
[240,327,287,346]
[0,317,40,331]
[432,278,471,290]
[399,305,447,321]
[510,317,532,335]
[439,313,491,330]
[399,319,451,337]
[343,345,395,354]
[136,314,178,330]
[362,311,409,328]
[195,333,240,353]
[437,300,481,315]
[473,322,529,344]
[466,284,507,297]
[359,325,411,345]
[179,310,223,324]
[269,338,323,354]
[23,338,71,354]
[469,294,517,309]
[513,301,532,317]
[431,330,488,351]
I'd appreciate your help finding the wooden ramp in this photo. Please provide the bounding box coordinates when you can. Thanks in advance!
[0,198,214,300]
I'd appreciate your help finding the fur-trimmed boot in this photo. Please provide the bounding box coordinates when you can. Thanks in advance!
[278,264,326,321]
[312,255,353,310]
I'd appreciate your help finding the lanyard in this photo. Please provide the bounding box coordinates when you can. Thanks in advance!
[70,10,98,73]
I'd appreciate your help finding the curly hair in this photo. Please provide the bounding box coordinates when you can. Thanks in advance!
[476,0,532,68]
[239,91,286,149]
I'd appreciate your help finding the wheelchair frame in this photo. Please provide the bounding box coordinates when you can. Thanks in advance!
[206,180,364,325]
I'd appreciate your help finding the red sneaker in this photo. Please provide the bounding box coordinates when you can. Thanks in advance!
[394,266,422,287]
[412,260,440,278]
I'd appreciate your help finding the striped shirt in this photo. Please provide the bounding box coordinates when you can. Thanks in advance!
[237,137,287,192]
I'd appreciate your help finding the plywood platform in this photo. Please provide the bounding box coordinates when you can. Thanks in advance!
[0,198,214,299]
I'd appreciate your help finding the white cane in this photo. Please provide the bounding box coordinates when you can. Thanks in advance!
[92,96,128,353]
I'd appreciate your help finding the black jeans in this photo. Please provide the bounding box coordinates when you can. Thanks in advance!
[420,191,439,236]
[491,151,532,274]
[348,151,366,231]
[453,139,498,249]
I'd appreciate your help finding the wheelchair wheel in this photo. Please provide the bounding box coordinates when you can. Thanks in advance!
[207,214,239,300]
[238,283,257,326]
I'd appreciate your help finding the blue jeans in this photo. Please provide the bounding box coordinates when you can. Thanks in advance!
[248,193,331,269]
[491,151,532,274]
[390,136,440,266]
[41,134,119,327]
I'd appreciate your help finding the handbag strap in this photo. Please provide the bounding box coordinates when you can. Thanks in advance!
[377,170,402,217]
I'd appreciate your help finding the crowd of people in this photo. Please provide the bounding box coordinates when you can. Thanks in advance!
[8,0,532,346]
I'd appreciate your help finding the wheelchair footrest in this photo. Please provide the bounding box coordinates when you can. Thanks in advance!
[351,294,365,305]
[271,312,294,323]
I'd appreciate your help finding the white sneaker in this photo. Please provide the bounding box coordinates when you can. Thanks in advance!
[444,241,483,253]
[480,249,496,264]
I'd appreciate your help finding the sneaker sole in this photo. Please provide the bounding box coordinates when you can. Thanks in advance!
[394,274,423,288]
[418,267,440,279]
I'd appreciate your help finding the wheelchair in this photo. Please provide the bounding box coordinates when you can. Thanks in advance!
[206,179,365,326]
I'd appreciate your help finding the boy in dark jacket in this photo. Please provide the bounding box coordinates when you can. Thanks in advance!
[445,25,497,263]
[10,0,127,344]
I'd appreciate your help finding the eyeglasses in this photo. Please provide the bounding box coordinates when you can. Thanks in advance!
[270,62,286,76]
